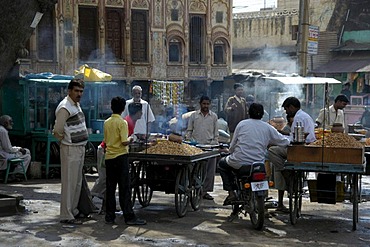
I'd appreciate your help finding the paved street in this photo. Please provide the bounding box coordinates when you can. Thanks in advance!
[0,174,370,247]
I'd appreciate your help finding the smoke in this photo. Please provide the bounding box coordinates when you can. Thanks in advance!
[232,46,305,118]
[248,48,298,74]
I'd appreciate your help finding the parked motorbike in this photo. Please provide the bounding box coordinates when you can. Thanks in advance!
[227,162,274,230]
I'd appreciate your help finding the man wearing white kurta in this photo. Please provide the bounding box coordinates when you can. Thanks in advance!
[0,115,31,174]
[121,85,155,138]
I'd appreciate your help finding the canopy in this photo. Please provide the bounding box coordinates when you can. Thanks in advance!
[75,64,112,82]
[310,59,370,73]
[264,76,342,85]
[22,72,116,85]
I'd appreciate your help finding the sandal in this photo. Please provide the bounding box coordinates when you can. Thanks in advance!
[60,219,83,225]
[203,193,214,200]
[275,206,290,214]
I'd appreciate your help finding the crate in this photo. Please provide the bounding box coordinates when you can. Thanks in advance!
[287,145,364,164]
[308,180,345,203]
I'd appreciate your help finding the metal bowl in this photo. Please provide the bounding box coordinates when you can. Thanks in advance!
[354,129,367,135]
[348,133,365,141]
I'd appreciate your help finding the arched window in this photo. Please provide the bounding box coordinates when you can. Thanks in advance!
[79,6,98,61]
[189,15,205,64]
[106,8,124,61]
[168,38,182,63]
[131,10,148,62]
[214,39,226,64]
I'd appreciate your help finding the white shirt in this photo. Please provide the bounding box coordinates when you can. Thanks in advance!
[186,110,219,145]
[121,98,155,135]
[316,105,345,128]
[226,119,290,169]
[291,109,316,143]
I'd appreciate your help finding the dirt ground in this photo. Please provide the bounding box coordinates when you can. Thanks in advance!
[1,174,370,247]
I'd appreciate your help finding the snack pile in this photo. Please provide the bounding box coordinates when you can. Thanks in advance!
[309,132,363,148]
[143,140,204,156]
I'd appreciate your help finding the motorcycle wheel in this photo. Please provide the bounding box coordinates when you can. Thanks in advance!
[249,192,265,230]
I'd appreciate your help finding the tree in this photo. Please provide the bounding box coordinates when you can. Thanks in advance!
[0,0,57,86]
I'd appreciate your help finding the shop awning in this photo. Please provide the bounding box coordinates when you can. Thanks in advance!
[311,59,370,73]
[264,77,342,85]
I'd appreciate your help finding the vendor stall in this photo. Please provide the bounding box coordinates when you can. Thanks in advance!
[129,140,219,217]
[1,73,122,178]
[285,134,365,230]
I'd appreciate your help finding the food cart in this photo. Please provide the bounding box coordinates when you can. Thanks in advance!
[285,144,365,230]
[1,73,122,178]
[128,142,219,218]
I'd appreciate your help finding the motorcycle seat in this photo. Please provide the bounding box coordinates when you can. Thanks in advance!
[233,163,266,179]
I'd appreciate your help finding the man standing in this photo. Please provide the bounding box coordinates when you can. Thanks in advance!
[316,94,349,129]
[122,85,155,139]
[186,96,219,200]
[104,96,146,225]
[53,78,89,225]
[0,115,31,178]
[224,83,248,139]
[219,103,290,205]
[268,97,316,212]
[340,82,352,100]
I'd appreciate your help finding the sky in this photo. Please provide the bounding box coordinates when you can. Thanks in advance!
[233,0,277,13]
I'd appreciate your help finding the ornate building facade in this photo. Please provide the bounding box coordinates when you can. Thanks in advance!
[20,0,233,99]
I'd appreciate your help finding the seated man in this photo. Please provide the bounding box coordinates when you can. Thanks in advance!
[0,115,31,179]
[218,103,290,205]
[268,97,316,212]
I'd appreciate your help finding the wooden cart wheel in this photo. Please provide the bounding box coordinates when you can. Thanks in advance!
[190,161,206,211]
[289,171,302,225]
[175,165,190,217]
[136,162,153,207]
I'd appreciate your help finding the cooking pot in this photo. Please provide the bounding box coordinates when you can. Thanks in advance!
[331,123,344,133]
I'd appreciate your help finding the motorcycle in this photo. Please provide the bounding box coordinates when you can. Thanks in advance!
[227,161,274,230]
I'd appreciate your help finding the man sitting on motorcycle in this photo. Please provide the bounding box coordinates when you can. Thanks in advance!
[218,103,290,205]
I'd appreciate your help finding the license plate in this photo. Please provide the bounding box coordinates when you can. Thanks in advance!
[251,181,269,191]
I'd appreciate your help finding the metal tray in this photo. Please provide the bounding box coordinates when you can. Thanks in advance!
[129,150,220,164]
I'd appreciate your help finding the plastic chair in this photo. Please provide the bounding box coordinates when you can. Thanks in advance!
[4,158,27,183]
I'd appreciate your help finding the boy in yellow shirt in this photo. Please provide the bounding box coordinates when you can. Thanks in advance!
[104,96,146,225]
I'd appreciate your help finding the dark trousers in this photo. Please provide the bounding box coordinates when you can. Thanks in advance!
[105,154,135,222]
[218,157,238,191]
